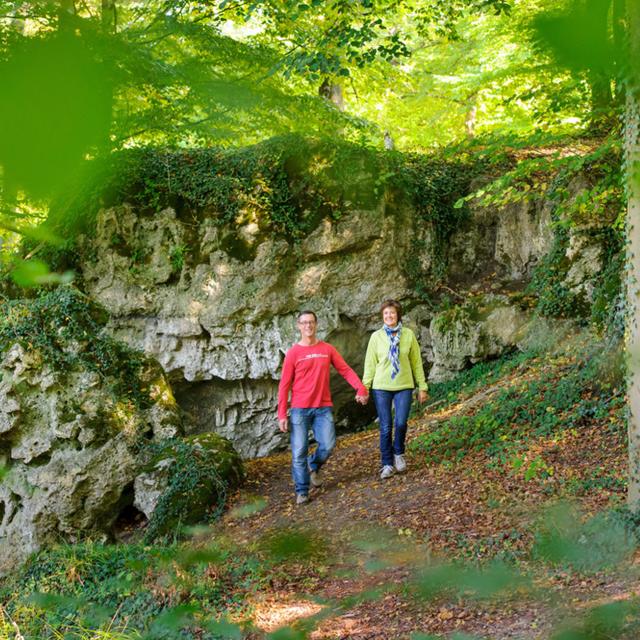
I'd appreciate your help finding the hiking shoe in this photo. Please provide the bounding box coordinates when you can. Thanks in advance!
[394,454,407,473]
[296,494,309,505]
[310,468,322,488]
[380,465,394,480]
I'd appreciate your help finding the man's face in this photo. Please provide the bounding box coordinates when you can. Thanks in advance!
[297,313,317,340]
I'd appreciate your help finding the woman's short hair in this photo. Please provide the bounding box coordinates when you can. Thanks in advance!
[380,299,402,321]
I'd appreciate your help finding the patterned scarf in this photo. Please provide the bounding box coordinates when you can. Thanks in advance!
[384,322,402,379]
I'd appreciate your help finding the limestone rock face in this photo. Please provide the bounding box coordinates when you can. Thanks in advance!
[448,195,555,281]
[77,171,608,456]
[429,296,530,381]
[79,201,413,456]
[0,343,181,575]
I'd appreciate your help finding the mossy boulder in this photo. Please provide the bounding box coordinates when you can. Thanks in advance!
[134,432,244,541]
[0,289,182,575]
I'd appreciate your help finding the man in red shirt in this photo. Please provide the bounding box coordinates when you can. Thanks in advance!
[278,310,369,505]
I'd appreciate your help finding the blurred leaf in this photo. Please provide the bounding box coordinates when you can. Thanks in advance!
[268,627,308,640]
[28,591,87,611]
[0,31,113,197]
[533,0,618,73]
[228,497,268,520]
[146,604,199,636]
[174,545,226,568]
[551,601,635,639]
[204,617,244,639]
[533,503,635,572]
[11,259,74,288]
[261,527,325,562]
[415,561,527,601]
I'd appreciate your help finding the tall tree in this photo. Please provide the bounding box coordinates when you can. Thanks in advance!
[625,0,640,508]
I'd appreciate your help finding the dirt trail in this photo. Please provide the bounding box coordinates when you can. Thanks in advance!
[218,393,631,639]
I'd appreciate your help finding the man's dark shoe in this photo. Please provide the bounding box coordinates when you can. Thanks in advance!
[310,468,323,488]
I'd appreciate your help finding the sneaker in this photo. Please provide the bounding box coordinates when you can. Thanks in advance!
[296,494,309,505]
[380,465,394,480]
[310,468,322,488]
[394,454,407,473]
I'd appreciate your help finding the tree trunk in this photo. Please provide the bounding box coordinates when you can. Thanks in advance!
[101,0,117,33]
[58,0,76,31]
[464,94,478,138]
[626,0,640,509]
[319,78,345,111]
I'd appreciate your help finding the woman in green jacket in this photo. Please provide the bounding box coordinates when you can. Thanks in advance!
[363,299,428,479]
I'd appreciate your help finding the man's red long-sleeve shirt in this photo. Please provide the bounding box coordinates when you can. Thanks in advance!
[277,341,367,420]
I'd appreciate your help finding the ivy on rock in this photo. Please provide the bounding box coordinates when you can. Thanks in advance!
[0,286,151,408]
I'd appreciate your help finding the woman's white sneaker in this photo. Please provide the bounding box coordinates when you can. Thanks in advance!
[394,454,407,473]
[380,465,394,479]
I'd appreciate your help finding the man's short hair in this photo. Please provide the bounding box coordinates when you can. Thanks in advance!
[297,310,317,322]
[380,299,402,322]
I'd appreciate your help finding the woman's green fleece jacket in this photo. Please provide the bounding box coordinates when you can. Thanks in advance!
[362,327,428,391]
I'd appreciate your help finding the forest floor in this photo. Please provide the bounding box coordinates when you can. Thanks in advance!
[4,338,637,640]
[215,348,638,640]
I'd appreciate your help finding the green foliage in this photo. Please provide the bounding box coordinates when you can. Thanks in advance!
[590,244,625,337]
[425,348,537,412]
[0,540,257,639]
[528,222,623,325]
[528,229,590,320]
[458,135,623,223]
[410,339,624,464]
[49,136,389,243]
[142,435,244,543]
[169,244,188,274]
[394,152,489,291]
[0,286,150,407]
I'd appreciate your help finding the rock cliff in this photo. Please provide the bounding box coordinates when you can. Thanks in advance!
[75,162,605,457]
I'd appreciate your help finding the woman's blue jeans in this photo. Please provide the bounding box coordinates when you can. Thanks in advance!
[372,388,413,467]
[290,407,336,496]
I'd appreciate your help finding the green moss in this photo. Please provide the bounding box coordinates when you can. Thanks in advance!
[142,434,244,543]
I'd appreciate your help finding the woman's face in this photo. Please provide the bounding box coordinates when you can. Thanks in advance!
[382,306,398,327]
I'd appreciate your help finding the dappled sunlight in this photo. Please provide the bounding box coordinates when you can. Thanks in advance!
[250,597,324,632]
[295,264,327,297]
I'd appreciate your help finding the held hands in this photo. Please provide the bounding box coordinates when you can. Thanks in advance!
[278,418,288,433]
[355,392,369,405]
[417,389,428,404]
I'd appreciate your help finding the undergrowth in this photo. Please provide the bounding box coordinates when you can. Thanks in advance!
[0,540,262,639]
[410,338,624,465]
[423,349,538,413]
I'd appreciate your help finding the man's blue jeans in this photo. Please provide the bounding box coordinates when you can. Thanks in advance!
[372,388,413,467]
[290,407,336,496]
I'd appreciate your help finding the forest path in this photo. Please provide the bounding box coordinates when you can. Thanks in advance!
[217,383,630,639]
